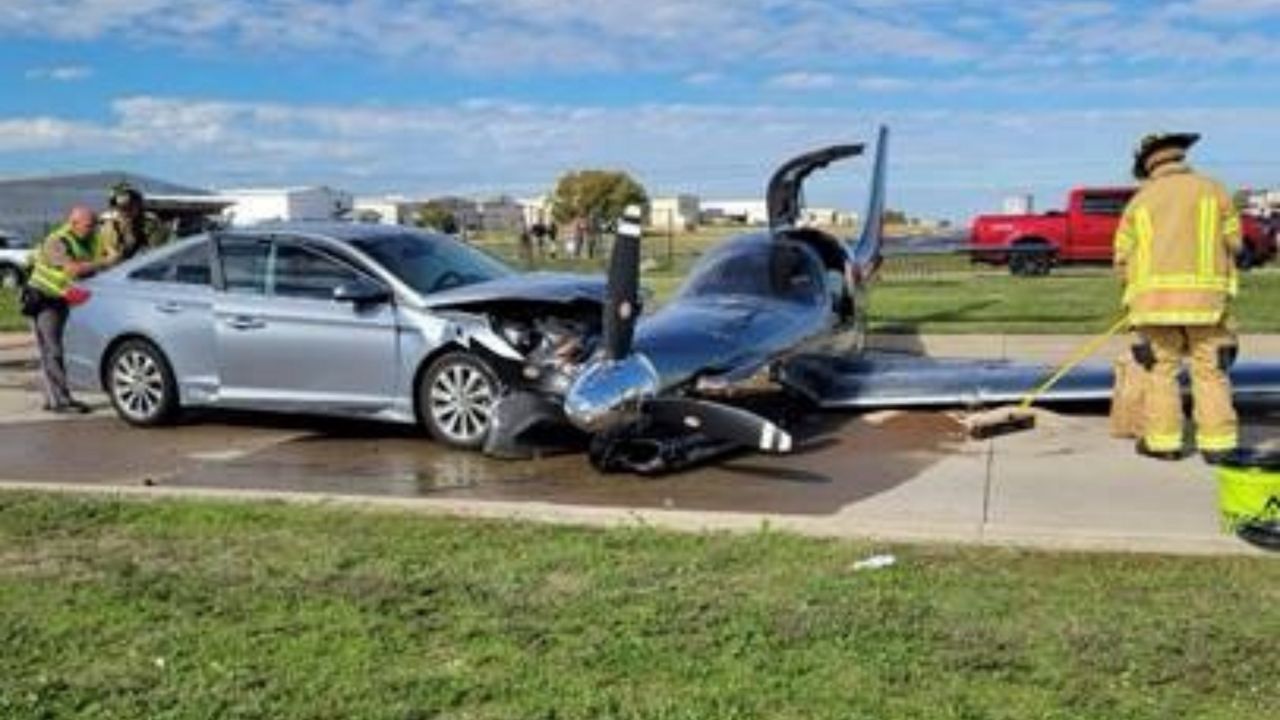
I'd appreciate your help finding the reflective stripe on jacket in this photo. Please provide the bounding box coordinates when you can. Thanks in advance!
[29,224,96,299]
[1114,163,1242,326]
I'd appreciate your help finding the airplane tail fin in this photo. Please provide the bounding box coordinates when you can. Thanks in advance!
[849,125,889,276]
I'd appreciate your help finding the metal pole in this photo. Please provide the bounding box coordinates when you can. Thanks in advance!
[666,208,674,266]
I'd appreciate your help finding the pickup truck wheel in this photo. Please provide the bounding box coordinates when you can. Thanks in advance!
[1236,245,1255,270]
[1009,245,1052,277]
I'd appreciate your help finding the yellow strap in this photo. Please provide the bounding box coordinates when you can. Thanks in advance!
[1018,315,1130,410]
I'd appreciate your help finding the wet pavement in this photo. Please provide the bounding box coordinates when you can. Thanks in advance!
[0,409,968,516]
[2,331,1277,555]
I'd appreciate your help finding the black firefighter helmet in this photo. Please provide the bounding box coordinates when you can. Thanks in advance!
[1132,132,1200,180]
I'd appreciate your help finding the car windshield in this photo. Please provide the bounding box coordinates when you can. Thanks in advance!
[679,239,825,305]
[352,232,513,295]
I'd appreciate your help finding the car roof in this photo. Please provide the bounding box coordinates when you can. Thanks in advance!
[222,221,445,245]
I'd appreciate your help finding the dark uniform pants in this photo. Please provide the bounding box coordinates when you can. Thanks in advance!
[33,302,72,407]
[1138,323,1237,453]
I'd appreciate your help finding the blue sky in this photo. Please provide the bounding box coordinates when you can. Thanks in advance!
[1,0,1279,222]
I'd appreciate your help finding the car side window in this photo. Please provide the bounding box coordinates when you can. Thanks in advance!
[218,238,271,295]
[128,241,211,285]
[271,243,362,301]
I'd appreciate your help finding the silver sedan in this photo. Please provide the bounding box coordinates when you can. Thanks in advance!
[64,222,605,449]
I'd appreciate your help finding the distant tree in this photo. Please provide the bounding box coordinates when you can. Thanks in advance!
[1233,188,1253,212]
[550,170,648,228]
[882,208,908,225]
[415,202,458,234]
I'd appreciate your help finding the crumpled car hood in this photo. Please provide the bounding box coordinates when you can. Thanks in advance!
[422,271,606,309]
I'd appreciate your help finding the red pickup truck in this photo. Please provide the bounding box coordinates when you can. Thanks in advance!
[970,187,1277,275]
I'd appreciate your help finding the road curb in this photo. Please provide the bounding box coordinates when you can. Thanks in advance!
[0,481,1268,558]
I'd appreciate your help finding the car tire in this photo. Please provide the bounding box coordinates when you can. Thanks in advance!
[1009,243,1052,277]
[419,351,502,450]
[106,339,179,426]
[0,263,22,290]
[1236,245,1255,271]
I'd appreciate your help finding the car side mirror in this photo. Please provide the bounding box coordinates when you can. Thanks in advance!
[333,278,392,305]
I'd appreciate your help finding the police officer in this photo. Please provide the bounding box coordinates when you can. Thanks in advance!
[27,206,107,413]
[96,182,169,265]
[1114,133,1242,463]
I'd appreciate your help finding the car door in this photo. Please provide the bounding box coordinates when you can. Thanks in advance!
[1075,190,1131,260]
[123,240,219,403]
[213,236,399,413]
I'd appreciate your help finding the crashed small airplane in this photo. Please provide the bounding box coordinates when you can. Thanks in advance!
[484,125,1280,473]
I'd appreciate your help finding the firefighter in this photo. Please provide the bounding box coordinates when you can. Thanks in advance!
[1114,132,1242,464]
[96,181,169,266]
[26,206,106,413]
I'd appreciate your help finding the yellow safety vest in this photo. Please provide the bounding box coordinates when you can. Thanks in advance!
[1114,165,1241,326]
[29,224,97,299]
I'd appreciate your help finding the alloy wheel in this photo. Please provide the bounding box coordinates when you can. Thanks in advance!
[428,361,496,445]
[111,349,166,422]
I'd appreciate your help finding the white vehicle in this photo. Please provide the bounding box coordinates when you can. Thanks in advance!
[0,231,31,289]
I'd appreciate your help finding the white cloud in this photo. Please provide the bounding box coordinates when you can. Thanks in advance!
[683,72,721,86]
[0,117,111,151]
[853,76,914,92]
[4,95,1280,221]
[24,65,93,81]
[1165,0,1280,21]
[768,72,838,91]
[0,1,979,70]
[1,1,1275,75]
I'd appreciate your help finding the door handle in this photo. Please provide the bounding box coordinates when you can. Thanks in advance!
[155,301,183,314]
[227,315,266,330]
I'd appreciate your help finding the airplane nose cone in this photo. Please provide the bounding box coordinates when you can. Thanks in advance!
[564,354,660,433]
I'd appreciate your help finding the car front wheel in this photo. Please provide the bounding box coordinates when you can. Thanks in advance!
[107,339,178,426]
[0,263,23,290]
[419,351,502,450]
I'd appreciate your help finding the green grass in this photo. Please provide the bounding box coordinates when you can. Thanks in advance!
[869,268,1280,334]
[0,289,26,332]
[1,492,1277,719]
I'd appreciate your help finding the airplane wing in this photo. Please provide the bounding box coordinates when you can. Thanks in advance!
[780,353,1280,409]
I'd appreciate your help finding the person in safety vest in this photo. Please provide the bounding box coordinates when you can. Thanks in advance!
[26,206,107,413]
[1114,132,1243,464]
[96,182,169,266]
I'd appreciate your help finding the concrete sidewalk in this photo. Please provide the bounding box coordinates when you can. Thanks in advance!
[0,332,1274,556]
[870,332,1280,363]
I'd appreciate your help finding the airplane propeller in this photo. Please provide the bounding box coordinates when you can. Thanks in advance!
[567,204,793,463]
[603,206,643,360]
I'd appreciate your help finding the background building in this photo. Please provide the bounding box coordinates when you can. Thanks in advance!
[475,195,525,232]
[801,207,857,228]
[219,186,353,226]
[352,196,434,225]
[700,199,769,225]
[1002,194,1035,215]
[648,195,700,232]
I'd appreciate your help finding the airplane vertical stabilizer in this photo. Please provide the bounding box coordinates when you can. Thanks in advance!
[849,125,889,275]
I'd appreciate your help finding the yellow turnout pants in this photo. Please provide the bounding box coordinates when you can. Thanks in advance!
[1139,324,1238,453]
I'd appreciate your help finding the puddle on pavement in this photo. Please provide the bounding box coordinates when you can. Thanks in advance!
[0,418,305,485]
[0,408,973,516]
[161,410,972,515]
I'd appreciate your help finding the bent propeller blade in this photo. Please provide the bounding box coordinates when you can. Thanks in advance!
[645,397,794,454]
[603,205,644,360]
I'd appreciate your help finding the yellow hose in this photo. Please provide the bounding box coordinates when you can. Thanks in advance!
[1016,315,1130,411]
